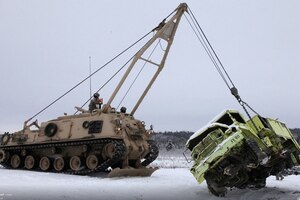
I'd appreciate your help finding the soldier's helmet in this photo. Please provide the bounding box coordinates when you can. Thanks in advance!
[93,93,100,98]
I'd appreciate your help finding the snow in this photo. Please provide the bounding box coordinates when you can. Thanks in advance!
[0,166,299,200]
[188,122,229,141]
[150,149,193,169]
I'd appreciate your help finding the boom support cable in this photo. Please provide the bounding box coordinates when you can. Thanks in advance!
[26,7,180,123]
[183,13,231,90]
[26,4,263,136]
[26,30,153,123]
[185,6,262,133]
[188,7,236,88]
[116,39,161,110]
[75,53,136,114]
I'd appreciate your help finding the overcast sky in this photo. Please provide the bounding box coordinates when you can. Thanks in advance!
[1,0,300,132]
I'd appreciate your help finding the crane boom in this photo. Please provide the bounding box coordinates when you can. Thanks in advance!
[102,3,187,114]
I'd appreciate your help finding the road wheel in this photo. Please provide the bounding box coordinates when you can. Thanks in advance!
[10,154,21,169]
[102,143,115,159]
[86,155,98,170]
[70,156,82,171]
[24,155,35,170]
[0,149,8,163]
[39,156,51,171]
[53,157,65,172]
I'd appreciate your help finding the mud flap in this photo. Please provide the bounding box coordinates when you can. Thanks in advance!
[108,167,158,178]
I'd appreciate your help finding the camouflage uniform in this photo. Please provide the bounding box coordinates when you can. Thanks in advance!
[88,97,103,111]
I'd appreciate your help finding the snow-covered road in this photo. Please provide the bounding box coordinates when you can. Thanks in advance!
[0,168,299,200]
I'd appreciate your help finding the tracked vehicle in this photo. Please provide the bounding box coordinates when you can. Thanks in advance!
[0,107,160,176]
[0,3,188,177]
[187,110,300,196]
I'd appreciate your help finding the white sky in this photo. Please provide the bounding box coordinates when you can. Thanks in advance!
[1,0,300,132]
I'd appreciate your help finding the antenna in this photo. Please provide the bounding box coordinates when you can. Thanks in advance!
[89,56,92,98]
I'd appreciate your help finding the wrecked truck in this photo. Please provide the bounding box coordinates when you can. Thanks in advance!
[186,110,300,196]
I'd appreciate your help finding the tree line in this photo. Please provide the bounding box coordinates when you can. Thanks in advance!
[153,129,300,151]
[0,129,299,150]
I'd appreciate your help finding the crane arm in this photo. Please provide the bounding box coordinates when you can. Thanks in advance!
[102,3,187,114]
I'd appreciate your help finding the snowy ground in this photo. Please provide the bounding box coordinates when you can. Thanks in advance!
[0,150,299,200]
[0,166,300,200]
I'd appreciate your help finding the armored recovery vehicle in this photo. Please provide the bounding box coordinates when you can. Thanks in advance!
[187,110,300,196]
[0,3,188,177]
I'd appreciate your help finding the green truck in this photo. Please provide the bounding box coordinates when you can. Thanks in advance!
[186,110,300,196]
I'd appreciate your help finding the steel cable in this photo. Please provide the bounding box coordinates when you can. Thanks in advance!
[26,30,153,122]
[185,6,262,123]
[116,40,161,110]
[183,13,231,90]
[27,7,180,122]
[187,7,236,89]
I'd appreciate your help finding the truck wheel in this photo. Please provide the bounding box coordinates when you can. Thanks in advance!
[207,184,227,197]
[245,139,268,165]
[205,171,227,197]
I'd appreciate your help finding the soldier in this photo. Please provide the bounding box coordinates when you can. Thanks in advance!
[166,140,174,151]
[88,93,103,111]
